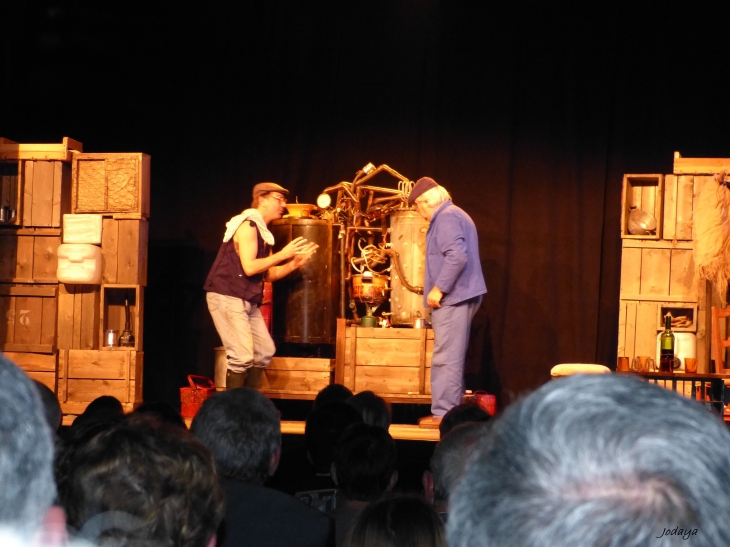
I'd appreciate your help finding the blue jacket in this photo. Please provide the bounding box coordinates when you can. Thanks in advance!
[424,200,487,307]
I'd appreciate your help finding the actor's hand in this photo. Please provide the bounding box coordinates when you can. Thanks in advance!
[281,237,311,259]
[427,286,443,308]
[291,242,319,267]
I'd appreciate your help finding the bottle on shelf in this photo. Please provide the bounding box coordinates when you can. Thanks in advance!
[659,314,675,373]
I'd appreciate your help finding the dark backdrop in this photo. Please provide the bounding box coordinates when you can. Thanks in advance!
[3,0,728,408]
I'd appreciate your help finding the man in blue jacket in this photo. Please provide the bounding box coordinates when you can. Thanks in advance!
[408,177,487,427]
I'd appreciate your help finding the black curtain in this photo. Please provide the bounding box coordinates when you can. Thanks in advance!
[3,0,729,406]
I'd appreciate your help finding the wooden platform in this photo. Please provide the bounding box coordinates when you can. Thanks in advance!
[281,420,439,442]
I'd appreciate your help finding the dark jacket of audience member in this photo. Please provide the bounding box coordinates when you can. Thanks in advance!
[56,414,224,547]
[191,388,335,547]
[0,355,63,543]
[330,422,398,547]
[344,496,446,547]
[438,401,490,438]
[448,374,730,547]
[347,390,392,430]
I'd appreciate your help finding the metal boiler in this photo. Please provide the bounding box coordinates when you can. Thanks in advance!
[388,209,430,326]
[269,217,340,344]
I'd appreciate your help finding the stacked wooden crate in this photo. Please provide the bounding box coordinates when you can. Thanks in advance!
[0,138,150,419]
[0,137,79,393]
[617,154,730,373]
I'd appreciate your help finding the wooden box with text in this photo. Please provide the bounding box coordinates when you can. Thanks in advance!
[0,284,57,354]
[72,153,150,217]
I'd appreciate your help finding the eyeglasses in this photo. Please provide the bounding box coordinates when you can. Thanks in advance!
[269,194,287,205]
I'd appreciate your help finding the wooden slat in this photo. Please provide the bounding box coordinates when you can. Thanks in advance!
[354,327,426,339]
[33,235,60,281]
[669,249,694,298]
[41,296,56,346]
[58,350,68,401]
[79,286,100,350]
[619,294,697,303]
[31,161,55,227]
[57,284,75,349]
[3,293,16,344]
[141,155,151,217]
[66,379,128,402]
[4,351,57,371]
[67,349,128,379]
[117,219,148,284]
[22,161,33,226]
[348,326,357,389]
[620,247,642,295]
[52,161,63,227]
[640,248,671,295]
[335,318,346,384]
[674,157,730,174]
[0,235,18,280]
[624,302,638,358]
[617,301,628,358]
[425,365,431,395]
[268,357,334,372]
[260,370,331,392]
[279,421,439,442]
[635,301,658,360]
[0,285,56,297]
[15,236,34,280]
[26,371,57,392]
[101,217,119,283]
[676,175,694,240]
[72,284,83,348]
[663,174,677,240]
[622,240,692,250]
[355,338,421,367]
[354,365,420,394]
[13,295,42,345]
[3,343,54,353]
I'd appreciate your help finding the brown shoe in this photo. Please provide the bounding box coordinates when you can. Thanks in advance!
[418,415,443,429]
[226,370,247,390]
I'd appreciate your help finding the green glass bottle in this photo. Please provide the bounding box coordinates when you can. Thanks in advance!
[659,314,675,373]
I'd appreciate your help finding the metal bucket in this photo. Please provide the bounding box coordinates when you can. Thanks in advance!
[270,218,340,344]
[389,209,430,326]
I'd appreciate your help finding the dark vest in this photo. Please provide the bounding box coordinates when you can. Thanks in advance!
[204,221,268,305]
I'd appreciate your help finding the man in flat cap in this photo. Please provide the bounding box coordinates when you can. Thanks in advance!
[409,177,487,427]
[205,182,318,389]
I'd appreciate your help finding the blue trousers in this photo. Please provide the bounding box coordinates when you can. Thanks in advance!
[430,296,481,417]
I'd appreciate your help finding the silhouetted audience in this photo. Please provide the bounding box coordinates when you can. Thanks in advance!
[191,388,334,547]
[270,400,362,507]
[330,422,398,547]
[68,394,125,436]
[56,413,223,547]
[438,401,490,437]
[314,384,354,408]
[448,374,730,547]
[344,496,446,547]
[347,390,392,430]
[33,379,63,434]
[132,400,186,428]
[423,422,486,521]
[0,355,65,545]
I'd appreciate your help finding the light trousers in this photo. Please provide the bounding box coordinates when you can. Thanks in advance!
[206,292,275,373]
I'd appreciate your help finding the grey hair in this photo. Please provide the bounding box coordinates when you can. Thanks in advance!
[0,355,56,535]
[448,374,730,547]
[191,388,281,484]
[431,422,487,503]
[418,185,451,208]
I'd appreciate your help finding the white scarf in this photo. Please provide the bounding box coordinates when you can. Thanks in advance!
[222,209,274,245]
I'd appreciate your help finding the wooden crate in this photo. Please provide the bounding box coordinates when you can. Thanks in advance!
[72,153,150,217]
[58,349,143,408]
[620,241,695,302]
[0,231,61,283]
[0,284,57,353]
[621,174,664,240]
[20,160,73,228]
[259,357,334,397]
[0,161,20,226]
[0,136,82,162]
[4,351,58,392]
[100,285,144,351]
[57,284,101,350]
[336,319,433,402]
[101,218,148,285]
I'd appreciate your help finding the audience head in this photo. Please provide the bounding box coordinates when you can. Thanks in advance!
[347,390,392,430]
[191,387,281,484]
[333,422,397,503]
[132,400,186,429]
[345,496,446,547]
[0,356,59,539]
[426,422,486,506]
[69,395,124,435]
[313,383,354,409]
[57,414,223,547]
[33,379,63,433]
[305,401,363,474]
[448,374,730,547]
[439,401,490,437]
